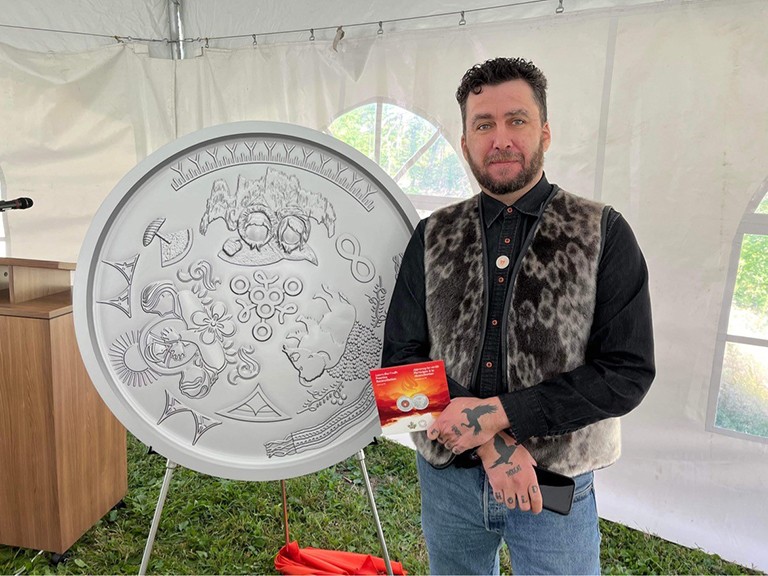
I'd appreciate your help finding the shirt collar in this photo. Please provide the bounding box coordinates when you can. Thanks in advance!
[481,173,553,228]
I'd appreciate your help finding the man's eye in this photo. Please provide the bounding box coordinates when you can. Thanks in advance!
[512,119,525,125]
[476,123,491,131]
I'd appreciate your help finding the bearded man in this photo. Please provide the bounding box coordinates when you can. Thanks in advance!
[381,57,655,575]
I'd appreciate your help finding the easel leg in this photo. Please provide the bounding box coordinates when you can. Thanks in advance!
[280,480,290,546]
[138,459,178,576]
[356,448,393,576]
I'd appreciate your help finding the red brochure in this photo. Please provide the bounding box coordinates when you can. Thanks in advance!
[369,360,451,435]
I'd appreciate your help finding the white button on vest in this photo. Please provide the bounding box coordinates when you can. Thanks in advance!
[496,255,510,269]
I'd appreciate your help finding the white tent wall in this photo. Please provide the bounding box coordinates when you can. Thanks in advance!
[0,43,175,256]
[1,0,767,571]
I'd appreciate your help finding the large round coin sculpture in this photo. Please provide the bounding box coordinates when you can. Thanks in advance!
[74,122,419,481]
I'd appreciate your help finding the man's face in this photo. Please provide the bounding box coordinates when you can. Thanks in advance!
[461,79,551,199]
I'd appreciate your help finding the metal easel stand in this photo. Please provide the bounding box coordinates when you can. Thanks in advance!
[139,459,178,576]
[356,447,394,576]
[138,447,393,576]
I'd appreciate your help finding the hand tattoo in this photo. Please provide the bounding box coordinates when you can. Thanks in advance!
[531,485,539,494]
[451,425,463,437]
[490,436,518,468]
[520,495,528,504]
[505,465,522,476]
[460,404,497,435]
[507,497,515,505]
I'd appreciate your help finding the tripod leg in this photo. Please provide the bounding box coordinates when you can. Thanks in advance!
[139,459,178,575]
[356,449,393,576]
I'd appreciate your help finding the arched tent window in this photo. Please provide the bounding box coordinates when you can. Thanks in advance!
[708,177,768,442]
[327,100,472,216]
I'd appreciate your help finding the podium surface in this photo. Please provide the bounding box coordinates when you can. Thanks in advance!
[0,258,127,554]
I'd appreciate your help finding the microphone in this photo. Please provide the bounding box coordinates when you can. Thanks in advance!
[0,197,34,212]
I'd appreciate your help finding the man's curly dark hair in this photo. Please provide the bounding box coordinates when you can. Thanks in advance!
[456,57,548,131]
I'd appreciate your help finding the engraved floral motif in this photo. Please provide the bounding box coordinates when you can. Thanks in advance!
[191,302,236,345]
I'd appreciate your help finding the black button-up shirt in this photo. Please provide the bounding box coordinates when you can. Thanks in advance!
[381,174,655,443]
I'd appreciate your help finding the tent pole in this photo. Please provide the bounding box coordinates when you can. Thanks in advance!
[167,0,186,60]
[356,448,393,576]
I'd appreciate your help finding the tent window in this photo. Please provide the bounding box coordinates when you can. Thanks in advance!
[708,179,768,442]
[327,101,472,216]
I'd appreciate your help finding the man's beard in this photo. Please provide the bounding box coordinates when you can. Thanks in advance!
[467,138,545,196]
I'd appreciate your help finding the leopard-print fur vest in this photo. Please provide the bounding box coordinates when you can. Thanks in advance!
[412,187,621,477]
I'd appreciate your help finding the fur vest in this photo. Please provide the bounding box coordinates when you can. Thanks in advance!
[413,187,621,477]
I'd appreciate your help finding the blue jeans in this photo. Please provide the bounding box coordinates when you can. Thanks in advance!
[417,454,601,575]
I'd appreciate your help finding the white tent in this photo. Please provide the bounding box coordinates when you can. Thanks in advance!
[1,0,767,571]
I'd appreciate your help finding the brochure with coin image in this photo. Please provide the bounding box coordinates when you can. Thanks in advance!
[369,360,451,435]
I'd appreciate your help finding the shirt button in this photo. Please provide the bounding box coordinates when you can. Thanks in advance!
[506,207,514,214]
[504,238,511,244]
[498,277,504,283]
[496,255,510,269]
[485,361,493,368]
[491,319,498,326]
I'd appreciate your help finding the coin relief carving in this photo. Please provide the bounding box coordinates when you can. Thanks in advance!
[76,123,418,481]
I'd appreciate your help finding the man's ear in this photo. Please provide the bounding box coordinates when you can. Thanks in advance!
[460,133,469,162]
[542,122,552,152]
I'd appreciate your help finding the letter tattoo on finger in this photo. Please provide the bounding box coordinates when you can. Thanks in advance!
[451,425,462,437]
[507,497,515,505]
[531,485,539,494]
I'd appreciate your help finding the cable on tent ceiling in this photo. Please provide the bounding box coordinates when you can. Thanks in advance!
[0,0,561,48]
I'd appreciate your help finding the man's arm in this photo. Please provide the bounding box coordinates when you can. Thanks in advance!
[500,210,655,442]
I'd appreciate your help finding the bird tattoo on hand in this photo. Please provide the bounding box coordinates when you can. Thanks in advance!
[490,435,518,468]
[460,404,497,435]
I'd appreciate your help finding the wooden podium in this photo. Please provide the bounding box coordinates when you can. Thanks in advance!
[0,258,127,554]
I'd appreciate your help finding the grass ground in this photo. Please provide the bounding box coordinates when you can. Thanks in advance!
[0,435,762,575]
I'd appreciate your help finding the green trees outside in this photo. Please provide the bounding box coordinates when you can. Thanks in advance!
[732,234,768,324]
[718,232,768,440]
[329,102,471,200]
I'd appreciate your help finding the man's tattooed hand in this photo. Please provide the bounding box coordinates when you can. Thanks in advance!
[477,431,543,514]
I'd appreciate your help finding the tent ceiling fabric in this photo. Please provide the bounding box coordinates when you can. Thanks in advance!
[0,0,668,54]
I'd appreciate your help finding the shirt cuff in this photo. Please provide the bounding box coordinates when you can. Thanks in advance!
[499,387,548,443]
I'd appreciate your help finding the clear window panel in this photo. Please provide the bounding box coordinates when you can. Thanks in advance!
[328,103,377,161]
[399,137,472,198]
[0,239,6,258]
[715,341,768,439]
[755,194,768,215]
[379,104,436,178]
[728,234,768,340]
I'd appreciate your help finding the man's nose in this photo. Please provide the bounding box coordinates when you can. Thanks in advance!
[492,126,515,149]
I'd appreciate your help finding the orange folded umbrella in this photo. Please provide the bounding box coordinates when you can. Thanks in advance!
[274,540,407,575]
